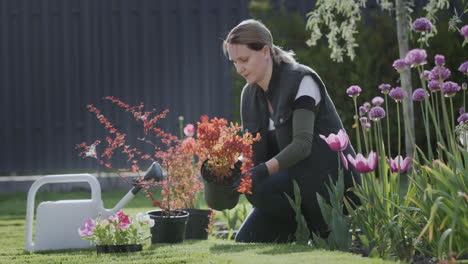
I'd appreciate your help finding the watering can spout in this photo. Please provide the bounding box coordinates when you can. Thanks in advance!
[130,161,164,195]
[144,161,165,182]
[107,161,165,215]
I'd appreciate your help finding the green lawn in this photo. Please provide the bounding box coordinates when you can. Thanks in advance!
[0,190,398,264]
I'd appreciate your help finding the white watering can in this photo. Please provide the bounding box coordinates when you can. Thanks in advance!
[25,162,164,251]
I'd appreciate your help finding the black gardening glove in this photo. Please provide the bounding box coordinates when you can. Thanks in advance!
[243,163,270,207]
[248,163,269,184]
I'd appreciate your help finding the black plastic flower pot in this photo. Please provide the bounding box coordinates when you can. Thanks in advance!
[202,178,240,211]
[183,209,212,240]
[200,160,241,211]
[96,244,142,254]
[147,210,189,244]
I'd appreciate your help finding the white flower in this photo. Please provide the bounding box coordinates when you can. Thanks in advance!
[136,212,154,227]
[136,212,145,222]
[84,142,99,158]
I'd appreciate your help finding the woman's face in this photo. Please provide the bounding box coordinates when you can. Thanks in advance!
[226,43,270,85]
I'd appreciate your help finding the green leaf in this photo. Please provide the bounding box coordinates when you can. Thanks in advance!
[437,228,453,259]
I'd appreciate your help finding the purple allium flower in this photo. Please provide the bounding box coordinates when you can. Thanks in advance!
[434,54,445,66]
[389,87,405,101]
[412,88,429,101]
[378,84,392,94]
[429,66,451,81]
[442,81,461,97]
[421,70,431,81]
[364,122,371,130]
[412,18,433,32]
[346,85,362,97]
[360,117,368,124]
[461,25,468,38]
[463,83,467,91]
[405,49,427,67]
[393,59,407,73]
[458,61,468,75]
[372,96,384,106]
[457,113,468,123]
[459,107,465,115]
[428,80,442,92]
[369,106,386,121]
[359,106,367,116]
[363,102,371,111]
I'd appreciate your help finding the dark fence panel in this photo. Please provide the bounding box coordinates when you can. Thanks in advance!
[0,0,312,174]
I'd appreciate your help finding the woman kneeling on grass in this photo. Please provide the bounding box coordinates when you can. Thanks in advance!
[222,19,361,243]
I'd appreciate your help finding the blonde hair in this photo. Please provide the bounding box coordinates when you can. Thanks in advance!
[223,19,296,64]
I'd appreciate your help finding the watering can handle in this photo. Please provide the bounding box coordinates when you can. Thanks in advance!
[25,174,101,251]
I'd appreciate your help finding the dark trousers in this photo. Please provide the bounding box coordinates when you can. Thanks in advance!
[235,170,297,243]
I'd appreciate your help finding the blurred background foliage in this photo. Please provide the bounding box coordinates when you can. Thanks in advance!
[230,0,467,156]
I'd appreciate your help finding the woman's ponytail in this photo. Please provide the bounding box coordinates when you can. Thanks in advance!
[271,45,297,64]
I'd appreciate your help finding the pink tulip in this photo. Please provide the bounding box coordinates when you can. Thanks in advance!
[386,156,411,173]
[184,124,195,137]
[319,129,349,152]
[347,151,378,173]
[78,219,95,237]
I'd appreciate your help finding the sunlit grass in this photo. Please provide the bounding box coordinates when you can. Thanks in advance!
[0,190,398,264]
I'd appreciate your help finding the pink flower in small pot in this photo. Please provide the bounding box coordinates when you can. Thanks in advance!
[115,209,131,229]
[386,156,411,173]
[319,129,349,152]
[347,151,378,173]
[78,219,95,237]
[183,124,195,137]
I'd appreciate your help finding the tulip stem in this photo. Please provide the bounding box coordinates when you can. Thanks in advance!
[337,152,341,172]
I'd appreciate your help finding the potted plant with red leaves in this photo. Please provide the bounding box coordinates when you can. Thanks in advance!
[76,96,203,244]
[171,120,214,239]
[183,115,260,211]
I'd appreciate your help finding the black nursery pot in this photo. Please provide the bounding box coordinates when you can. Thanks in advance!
[201,160,241,211]
[96,244,142,254]
[184,209,212,240]
[147,210,189,244]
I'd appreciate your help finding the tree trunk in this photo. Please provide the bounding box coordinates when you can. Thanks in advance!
[395,0,415,158]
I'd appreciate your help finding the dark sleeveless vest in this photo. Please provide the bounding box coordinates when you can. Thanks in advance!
[240,62,361,234]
